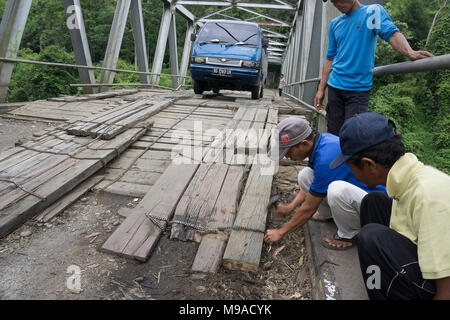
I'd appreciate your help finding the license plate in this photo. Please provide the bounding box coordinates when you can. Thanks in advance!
[213,68,232,77]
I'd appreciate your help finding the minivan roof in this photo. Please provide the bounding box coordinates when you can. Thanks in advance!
[203,20,260,28]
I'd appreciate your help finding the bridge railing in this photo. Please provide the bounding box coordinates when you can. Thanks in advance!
[0,56,192,92]
[281,54,450,133]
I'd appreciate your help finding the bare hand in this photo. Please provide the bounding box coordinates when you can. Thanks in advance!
[314,90,325,111]
[274,203,291,217]
[264,229,283,243]
[408,50,434,61]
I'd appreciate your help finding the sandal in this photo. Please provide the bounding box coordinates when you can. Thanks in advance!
[321,233,357,251]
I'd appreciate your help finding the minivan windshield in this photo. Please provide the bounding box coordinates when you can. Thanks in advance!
[197,22,260,47]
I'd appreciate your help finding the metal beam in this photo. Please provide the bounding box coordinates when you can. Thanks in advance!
[0,0,32,102]
[236,7,291,27]
[175,4,196,22]
[180,22,195,87]
[62,0,97,94]
[168,13,179,88]
[99,0,131,92]
[177,1,295,10]
[303,0,323,104]
[130,0,150,85]
[151,4,172,85]
[373,54,450,76]
[197,6,232,21]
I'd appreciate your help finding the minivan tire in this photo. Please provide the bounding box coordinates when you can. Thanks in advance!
[251,83,261,100]
[193,80,204,94]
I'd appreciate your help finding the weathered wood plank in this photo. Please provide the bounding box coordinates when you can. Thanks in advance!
[0,127,147,238]
[191,165,245,273]
[95,180,152,197]
[35,175,104,223]
[170,163,229,242]
[222,108,278,272]
[100,162,199,261]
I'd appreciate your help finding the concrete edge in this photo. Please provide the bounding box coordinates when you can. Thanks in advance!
[303,220,342,300]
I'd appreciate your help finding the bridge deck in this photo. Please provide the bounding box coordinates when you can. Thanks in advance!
[0,88,366,300]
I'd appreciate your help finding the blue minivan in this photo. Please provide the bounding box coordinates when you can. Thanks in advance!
[190,20,269,99]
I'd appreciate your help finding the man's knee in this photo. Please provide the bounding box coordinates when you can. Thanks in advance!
[357,223,390,252]
[327,181,348,206]
[298,167,313,192]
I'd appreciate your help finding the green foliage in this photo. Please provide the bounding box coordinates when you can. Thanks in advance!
[7,46,79,102]
[371,1,450,173]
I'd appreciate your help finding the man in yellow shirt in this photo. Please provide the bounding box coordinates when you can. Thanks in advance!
[329,112,450,300]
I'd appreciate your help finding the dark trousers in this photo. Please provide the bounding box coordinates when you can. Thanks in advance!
[326,86,369,136]
[279,88,282,96]
[358,192,436,300]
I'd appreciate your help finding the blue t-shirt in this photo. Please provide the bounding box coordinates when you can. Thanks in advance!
[307,133,386,197]
[326,4,399,91]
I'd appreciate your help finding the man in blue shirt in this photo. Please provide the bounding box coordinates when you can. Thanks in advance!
[314,0,433,135]
[264,117,385,250]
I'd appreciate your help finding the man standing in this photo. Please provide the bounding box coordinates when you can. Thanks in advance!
[314,0,433,135]
[278,73,287,97]
[329,112,450,299]
[264,117,385,249]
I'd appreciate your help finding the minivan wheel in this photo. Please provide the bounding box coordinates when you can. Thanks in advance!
[193,80,204,94]
[251,83,261,100]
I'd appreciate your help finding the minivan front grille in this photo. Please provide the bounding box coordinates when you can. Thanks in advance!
[205,57,242,67]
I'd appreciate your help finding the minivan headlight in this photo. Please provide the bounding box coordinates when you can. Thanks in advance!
[191,56,206,64]
[242,60,260,69]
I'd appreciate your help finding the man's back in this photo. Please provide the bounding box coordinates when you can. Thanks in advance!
[387,153,450,279]
[327,4,399,91]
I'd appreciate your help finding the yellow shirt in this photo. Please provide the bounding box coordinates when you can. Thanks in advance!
[387,153,450,279]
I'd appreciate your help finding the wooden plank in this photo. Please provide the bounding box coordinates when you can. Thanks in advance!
[191,165,245,273]
[95,180,153,197]
[35,175,104,223]
[91,100,173,139]
[102,168,162,185]
[100,162,199,261]
[222,230,264,272]
[191,233,228,273]
[67,98,154,135]
[170,163,229,242]
[222,108,278,272]
[0,127,147,238]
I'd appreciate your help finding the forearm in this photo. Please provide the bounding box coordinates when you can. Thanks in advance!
[389,32,414,58]
[279,205,315,237]
[433,277,450,300]
[318,60,333,91]
[286,190,307,211]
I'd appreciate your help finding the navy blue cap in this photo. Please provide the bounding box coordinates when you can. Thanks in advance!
[329,112,397,169]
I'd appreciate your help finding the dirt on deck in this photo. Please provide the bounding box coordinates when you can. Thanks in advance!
[0,118,312,300]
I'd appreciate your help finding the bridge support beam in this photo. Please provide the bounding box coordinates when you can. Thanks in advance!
[0,0,32,102]
[151,4,172,85]
[131,0,150,85]
[99,0,131,92]
[168,13,179,89]
[293,13,303,98]
[303,0,324,106]
[62,0,97,94]
[180,22,194,88]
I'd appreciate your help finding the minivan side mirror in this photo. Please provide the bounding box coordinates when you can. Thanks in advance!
[262,38,269,48]
[191,33,197,41]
